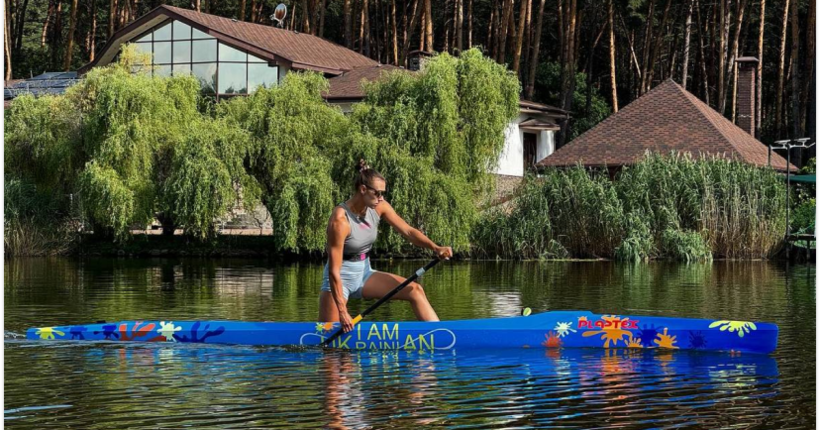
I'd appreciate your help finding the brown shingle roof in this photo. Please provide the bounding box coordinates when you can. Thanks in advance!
[82,5,377,75]
[537,79,795,171]
[165,6,377,73]
[325,64,402,99]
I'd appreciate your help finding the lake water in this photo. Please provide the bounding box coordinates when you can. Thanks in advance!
[4,258,816,428]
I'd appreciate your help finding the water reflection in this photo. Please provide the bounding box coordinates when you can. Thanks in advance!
[4,341,782,428]
[4,258,814,428]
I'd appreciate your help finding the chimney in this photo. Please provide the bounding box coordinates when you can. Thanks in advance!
[406,50,434,71]
[735,57,758,136]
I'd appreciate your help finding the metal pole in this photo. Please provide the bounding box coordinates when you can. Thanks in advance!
[786,144,791,260]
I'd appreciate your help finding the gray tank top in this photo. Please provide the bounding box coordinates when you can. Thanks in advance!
[339,202,380,258]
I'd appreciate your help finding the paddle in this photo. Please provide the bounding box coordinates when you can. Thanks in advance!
[322,258,442,347]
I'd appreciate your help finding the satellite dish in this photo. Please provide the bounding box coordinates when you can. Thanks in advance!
[271,4,287,27]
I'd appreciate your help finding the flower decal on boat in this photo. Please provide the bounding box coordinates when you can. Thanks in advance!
[157,321,182,341]
[35,327,64,340]
[708,320,757,338]
[315,322,335,333]
[542,331,562,348]
[553,322,576,338]
[653,327,678,349]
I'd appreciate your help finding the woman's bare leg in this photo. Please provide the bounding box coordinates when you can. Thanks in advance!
[361,271,439,321]
[319,291,343,322]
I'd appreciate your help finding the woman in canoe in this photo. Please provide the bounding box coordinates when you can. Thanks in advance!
[320,160,453,332]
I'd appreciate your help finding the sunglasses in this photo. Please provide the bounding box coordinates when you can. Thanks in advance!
[364,184,387,199]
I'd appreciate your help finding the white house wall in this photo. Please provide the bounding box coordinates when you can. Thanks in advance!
[495,118,525,176]
[493,114,557,177]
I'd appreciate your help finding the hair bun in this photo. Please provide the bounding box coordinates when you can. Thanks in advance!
[356,159,370,172]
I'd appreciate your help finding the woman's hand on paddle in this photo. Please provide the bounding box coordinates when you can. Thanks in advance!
[434,245,453,260]
[338,308,355,333]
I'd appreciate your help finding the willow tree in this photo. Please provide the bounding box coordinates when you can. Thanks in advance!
[162,117,260,241]
[73,45,202,239]
[353,49,519,253]
[218,72,352,253]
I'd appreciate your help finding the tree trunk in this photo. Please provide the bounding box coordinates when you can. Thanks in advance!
[391,0,398,64]
[239,0,246,20]
[756,0,765,138]
[512,0,529,72]
[109,0,117,38]
[14,0,29,54]
[51,1,63,69]
[63,0,79,71]
[640,0,655,94]
[194,0,200,12]
[5,0,12,80]
[363,0,370,56]
[729,0,748,122]
[424,0,433,50]
[344,0,353,47]
[695,0,709,104]
[608,0,618,112]
[318,0,326,36]
[467,0,472,48]
[302,0,311,33]
[525,0,545,98]
[789,0,800,139]
[717,0,728,114]
[399,0,423,66]
[42,0,55,47]
[497,0,513,63]
[456,0,463,53]
[645,0,671,93]
[89,0,97,62]
[800,0,815,137]
[681,0,693,88]
[558,0,577,148]
[250,0,257,22]
[775,0,790,139]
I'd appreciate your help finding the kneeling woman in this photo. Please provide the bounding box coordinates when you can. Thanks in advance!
[320,160,453,333]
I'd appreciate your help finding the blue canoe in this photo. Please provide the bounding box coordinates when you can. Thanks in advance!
[26,311,778,354]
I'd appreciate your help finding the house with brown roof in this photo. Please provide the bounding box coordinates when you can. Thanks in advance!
[537,58,794,172]
[6,5,568,181]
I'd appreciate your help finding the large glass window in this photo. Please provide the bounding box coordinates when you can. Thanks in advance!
[153,42,171,64]
[154,23,172,41]
[125,19,278,97]
[218,43,247,62]
[249,63,279,92]
[155,65,172,77]
[192,40,217,62]
[192,27,211,39]
[218,63,247,94]
[173,41,191,63]
[193,63,217,93]
[248,53,267,63]
[173,21,191,39]
[173,63,191,76]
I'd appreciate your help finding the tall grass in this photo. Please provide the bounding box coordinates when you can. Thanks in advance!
[472,153,786,260]
[4,178,78,257]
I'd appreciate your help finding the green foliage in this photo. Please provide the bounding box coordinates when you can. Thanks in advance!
[163,118,257,240]
[659,229,712,262]
[792,199,816,234]
[219,72,348,252]
[533,61,611,139]
[473,154,787,260]
[353,50,519,254]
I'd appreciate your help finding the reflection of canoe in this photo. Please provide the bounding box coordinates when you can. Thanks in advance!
[26,311,778,354]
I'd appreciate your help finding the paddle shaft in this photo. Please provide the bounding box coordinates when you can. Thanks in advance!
[322,258,441,347]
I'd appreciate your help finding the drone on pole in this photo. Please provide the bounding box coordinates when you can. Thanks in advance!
[271,4,287,28]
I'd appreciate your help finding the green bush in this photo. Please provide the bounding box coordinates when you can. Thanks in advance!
[473,153,787,260]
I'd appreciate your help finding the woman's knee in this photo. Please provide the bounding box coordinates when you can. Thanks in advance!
[405,282,427,300]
